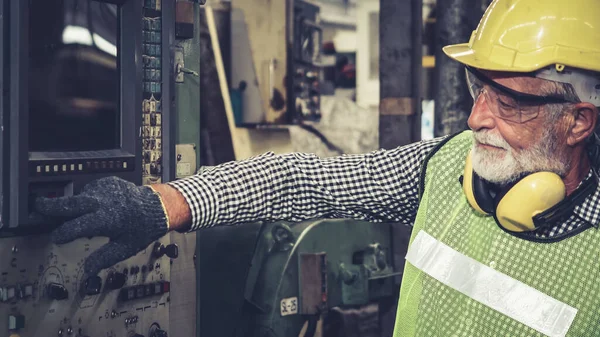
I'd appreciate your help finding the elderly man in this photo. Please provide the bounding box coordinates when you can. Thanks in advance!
[36,0,600,335]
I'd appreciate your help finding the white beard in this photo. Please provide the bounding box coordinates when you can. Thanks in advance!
[471,130,568,185]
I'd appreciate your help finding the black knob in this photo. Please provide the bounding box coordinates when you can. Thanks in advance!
[153,242,163,258]
[164,244,178,259]
[153,242,179,259]
[83,275,102,296]
[151,329,168,337]
[47,282,68,300]
[106,272,127,290]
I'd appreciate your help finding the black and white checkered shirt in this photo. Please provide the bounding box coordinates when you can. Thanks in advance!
[168,136,600,239]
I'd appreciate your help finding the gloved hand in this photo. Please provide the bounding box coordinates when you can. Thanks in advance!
[34,176,169,276]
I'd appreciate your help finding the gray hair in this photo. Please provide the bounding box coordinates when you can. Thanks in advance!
[539,80,600,164]
[539,81,581,122]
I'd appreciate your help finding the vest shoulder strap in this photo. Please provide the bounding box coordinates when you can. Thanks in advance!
[418,130,471,201]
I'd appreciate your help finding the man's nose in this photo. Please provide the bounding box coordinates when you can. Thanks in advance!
[467,94,496,131]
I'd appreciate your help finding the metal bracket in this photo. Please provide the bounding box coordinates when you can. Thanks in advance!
[175,143,197,178]
[172,46,185,83]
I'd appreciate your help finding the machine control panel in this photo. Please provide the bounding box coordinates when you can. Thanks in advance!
[0,235,174,337]
[293,66,321,120]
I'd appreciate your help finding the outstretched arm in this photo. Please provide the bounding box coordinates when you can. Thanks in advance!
[165,137,444,232]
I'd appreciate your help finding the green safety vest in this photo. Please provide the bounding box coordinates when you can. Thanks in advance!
[393,131,600,337]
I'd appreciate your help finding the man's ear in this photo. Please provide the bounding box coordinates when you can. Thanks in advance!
[567,103,598,146]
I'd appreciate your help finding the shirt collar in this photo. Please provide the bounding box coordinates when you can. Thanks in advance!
[573,169,600,228]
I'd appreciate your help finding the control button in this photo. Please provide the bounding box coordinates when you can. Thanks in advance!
[45,165,50,172]
[123,161,128,169]
[8,314,25,330]
[101,161,107,169]
[16,284,32,299]
[119,287,136,301]
[53,165,58,172]
[23,284,33,297]
[47,283,68,301]
[135,285,144,298]
[106,272,126,290]
[152,283,162,295]
[161,281,170,293]
[78,164,83,171]
[62,164,67,172]
[70,164,75,171]
[83,276,102,296]
[36,166,41,173]
[118,281,170,302]
[1,286,15,302]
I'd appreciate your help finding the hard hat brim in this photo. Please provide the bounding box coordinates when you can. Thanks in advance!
[443,43,536,73]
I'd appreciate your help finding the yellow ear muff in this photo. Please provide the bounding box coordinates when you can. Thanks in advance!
[462,150,567,232]
[462,151,488,215]
[495,172,566,232]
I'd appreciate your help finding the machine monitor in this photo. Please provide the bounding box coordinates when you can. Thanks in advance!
[1,0,143,231]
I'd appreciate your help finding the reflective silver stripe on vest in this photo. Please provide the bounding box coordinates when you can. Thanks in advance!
[406,230,578,337]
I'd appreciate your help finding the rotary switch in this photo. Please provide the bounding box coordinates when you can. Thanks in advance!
[47,283,68,300]
[82,275,102,296]
[106,272,127,290]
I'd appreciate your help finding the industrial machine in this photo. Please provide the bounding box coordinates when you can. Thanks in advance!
[230,0,323,126]
[0,0,178,335]
[197,219,401,337]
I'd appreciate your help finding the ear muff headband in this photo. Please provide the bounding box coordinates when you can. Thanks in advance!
[462,152,495,214]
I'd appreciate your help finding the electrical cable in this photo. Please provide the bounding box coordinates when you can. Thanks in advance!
[296,122,345,155]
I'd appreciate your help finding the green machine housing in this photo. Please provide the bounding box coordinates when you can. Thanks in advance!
[196,219,403,337]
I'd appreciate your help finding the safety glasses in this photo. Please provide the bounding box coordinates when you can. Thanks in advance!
[465,66,576,123]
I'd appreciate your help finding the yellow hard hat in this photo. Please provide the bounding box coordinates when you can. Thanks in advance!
[443,0,600,73]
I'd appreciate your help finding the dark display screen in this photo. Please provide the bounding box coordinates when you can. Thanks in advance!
[28,0,120,152]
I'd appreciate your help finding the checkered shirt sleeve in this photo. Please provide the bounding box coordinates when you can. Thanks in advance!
[167,137,444,231]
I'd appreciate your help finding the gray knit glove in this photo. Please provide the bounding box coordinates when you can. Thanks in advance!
[34,176,169,276]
